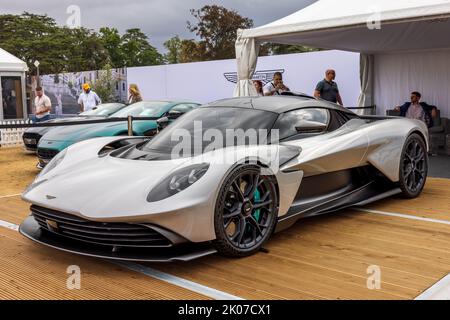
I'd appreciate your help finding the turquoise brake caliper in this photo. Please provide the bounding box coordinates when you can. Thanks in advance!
[253,188,261,222]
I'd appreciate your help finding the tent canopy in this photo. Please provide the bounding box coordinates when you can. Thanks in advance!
[0,48,28,73]
[241,0,450,53]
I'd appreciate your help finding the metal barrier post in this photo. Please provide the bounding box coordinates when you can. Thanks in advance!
[127,116,133,136]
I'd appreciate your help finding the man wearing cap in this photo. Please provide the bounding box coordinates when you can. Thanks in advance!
[78,83,102,112]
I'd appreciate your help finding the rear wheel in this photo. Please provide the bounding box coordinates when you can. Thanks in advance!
[213,165,278,257]
[399,133,428,198]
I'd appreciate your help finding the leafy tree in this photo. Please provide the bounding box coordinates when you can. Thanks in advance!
[0,13,164,73]
[164,36,209,63]
[99,27,124,68]
[164,35,182,64]
[92,64,116,102]
[66,27,110,71]
[0,13,65,74]
[186,5,254,61]
[121,28,163,67]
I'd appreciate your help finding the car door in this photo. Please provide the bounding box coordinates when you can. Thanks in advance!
[277,107,369,177]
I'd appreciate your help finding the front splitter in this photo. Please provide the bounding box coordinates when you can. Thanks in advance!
[19,216,217,262]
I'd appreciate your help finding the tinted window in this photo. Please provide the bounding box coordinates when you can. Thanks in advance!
[80,103,124,116]
[274,108,329,140]
[111,101,171,117]
[142,107,278,155]
[170,103,198,114]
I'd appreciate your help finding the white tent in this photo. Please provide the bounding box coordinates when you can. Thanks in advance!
[0,48,28,120]
[0,48,28,73]
[235,0,450,117]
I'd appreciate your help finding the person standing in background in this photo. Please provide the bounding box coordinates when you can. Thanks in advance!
[78,83,101,112]
[33,87,52,122]
[314,69,344,106]
[128,84,143,104]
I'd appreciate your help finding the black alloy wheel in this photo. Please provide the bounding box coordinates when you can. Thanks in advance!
[213,165,278,257]
[399,133,428,198]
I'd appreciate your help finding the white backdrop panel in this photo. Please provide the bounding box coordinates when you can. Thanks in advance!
[127,50,360,106]
[374,49,450,118]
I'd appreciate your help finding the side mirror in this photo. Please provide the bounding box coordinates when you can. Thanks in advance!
[156,116,170,133]
[295,120,327,133]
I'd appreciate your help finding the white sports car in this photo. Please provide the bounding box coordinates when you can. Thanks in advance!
[20,96,429,261]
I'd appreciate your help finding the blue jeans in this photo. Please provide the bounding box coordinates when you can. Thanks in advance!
[32,114,51,123]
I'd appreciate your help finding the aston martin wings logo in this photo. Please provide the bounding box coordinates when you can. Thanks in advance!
[224,69,285,85]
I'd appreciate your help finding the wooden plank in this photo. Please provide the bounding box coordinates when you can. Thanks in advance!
[152,210,450,300]
[365,178,450,221]
[0,227,208,300]
[0,147,449,300]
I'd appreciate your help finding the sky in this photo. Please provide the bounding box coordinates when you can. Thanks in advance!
[1,0,317,52]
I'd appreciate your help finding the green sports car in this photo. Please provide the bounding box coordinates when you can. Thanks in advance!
[36,101,200,168]
[23,103,126,152]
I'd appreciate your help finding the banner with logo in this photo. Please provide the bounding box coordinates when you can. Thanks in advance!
[127,50,360,106]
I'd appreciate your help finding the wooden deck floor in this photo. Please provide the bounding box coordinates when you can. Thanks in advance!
[0,147,449,300]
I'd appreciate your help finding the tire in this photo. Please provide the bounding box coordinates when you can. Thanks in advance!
[398,133,428,198]
[213,165,278,257]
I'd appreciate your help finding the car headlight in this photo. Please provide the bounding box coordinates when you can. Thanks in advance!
[147,163,209,202]
[39,148,67,176]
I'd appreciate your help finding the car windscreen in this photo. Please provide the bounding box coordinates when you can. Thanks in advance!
[80,103,124,116]
[141,107,278,155]
[110,101,171,118]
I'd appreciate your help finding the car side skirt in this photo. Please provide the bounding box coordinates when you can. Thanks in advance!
[275,166,401,232]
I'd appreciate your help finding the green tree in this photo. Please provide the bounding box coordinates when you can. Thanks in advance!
[0,13,164,73]
[65,27,110,72]
[92,64,116,102]
[164,36,208,63]
[99,27,124,68]
[164,35,182,64]
[186,5,254,60]
[0,13,66,74]
[121,28,163,67]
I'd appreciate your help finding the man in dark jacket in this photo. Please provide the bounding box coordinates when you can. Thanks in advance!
[395,91,437,128]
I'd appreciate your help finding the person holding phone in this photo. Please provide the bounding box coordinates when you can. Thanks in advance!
[263,72,290,96]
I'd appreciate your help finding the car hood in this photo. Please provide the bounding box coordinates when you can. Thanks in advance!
[40,119,157,143]
[23,155,195,220]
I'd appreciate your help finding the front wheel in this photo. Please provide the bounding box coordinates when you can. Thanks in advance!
[399,133,428,198]
[213,165,278,257]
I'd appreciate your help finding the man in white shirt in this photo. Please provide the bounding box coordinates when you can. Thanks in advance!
[78,83,101,112]
[33,87,52,122]
[263,72,290,96]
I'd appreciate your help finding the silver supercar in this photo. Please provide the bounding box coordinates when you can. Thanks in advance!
[20,96,429,262]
